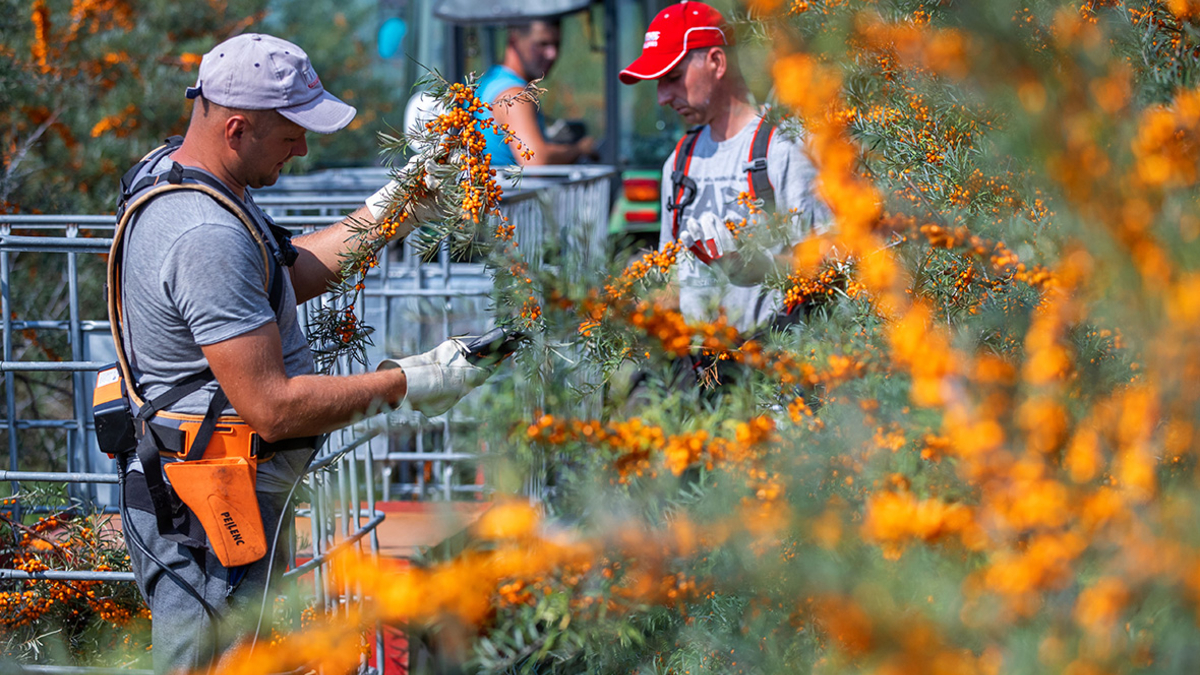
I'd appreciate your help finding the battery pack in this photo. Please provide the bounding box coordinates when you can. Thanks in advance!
[92,364,137,458]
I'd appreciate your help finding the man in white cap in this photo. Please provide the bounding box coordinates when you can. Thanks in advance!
[620,1,829,337]
[112,33,490,673]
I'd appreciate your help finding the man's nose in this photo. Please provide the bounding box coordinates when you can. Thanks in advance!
[545,45,558,64]
[657,82,672,107]
[293,136,308,158]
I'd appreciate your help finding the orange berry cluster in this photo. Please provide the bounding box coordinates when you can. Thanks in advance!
[494,215,516,242]
[918,223,1054,291]
[781,263,864,313]
[572,242,683,338]
[336,304,362,344]
[1,512,146,638]
[525,414,777,485]
[423,82,522,225]
[735,191,764,216]
[602,241,681,304]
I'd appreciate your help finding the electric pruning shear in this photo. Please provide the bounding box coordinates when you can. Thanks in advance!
[463,327,527,365]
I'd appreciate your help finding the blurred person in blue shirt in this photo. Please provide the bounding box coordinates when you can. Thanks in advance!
[477,19,597,165]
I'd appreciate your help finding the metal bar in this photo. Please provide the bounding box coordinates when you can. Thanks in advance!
[284,514,386,578]
[0,470,119,483]
[388,483,483,495]
[2,420,84,430]
[337,450,352,621]
[604,0,621,172]
[362,287,489,298]
[66,224,93,503]
[0,361,107,372]
[383,452,479,462]
[0,215,117,225]
[3,247,19,502]
[5,320,108,332]
[309,472,326,610]
[337,454,352,542]
[0,569,136,582]
[12,665,152,674]
[363,443,382,675]
[0,236,110,253]
[307,428,382,473]
[348,446,362,532]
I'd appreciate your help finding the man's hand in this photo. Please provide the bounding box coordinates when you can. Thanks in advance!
[366,152,456,225]
[679,212,736,265]
[575,136,599,161]
[378,338,494,417]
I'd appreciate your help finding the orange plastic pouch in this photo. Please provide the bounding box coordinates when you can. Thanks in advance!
[161,418,267,567]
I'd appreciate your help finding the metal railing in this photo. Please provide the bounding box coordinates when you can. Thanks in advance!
[0,164,612,673]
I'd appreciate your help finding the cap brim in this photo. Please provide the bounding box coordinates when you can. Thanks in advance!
[278,90,357,134]
[619,49,688,85]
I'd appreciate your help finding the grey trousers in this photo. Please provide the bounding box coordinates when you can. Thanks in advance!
[123,478,294,675]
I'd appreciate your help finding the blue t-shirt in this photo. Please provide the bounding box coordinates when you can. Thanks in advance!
[476,65,544,166]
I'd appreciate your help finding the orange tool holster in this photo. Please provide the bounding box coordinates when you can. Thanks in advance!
[154,412,268,567]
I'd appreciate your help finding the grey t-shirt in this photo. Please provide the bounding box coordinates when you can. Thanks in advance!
[659,117,830,334]
[121,154,316,492]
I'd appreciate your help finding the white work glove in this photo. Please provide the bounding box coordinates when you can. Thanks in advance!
[366,152,457,225]
[678,212,737,265]
[378,338,494,417]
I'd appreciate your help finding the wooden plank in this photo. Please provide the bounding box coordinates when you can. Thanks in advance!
[297,501,492,560]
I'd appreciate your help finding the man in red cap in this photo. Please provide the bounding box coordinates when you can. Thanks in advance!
[621,1,829,337]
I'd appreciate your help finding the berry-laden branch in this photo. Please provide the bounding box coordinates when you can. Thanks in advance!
[305,73,542,372]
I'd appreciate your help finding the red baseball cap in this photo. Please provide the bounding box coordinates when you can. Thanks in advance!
[619,1,731,85]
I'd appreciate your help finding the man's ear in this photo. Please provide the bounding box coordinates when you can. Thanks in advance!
[709,46,728,80]
[226,115,249,150]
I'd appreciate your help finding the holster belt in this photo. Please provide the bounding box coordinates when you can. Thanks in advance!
[136,410,317,568]
[146,411,318,463]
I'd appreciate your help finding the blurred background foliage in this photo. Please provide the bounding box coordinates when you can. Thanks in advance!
[0,0,398,215]
[433,1,1200,674]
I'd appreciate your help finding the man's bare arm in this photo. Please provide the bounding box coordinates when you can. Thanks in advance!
[491,88,593,166]
[287,205,416,304]
[202,322,406,442]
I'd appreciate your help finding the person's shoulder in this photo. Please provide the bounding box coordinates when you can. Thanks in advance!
[763,118,810,155]
[133,189,253,246]
[479,65,527,103]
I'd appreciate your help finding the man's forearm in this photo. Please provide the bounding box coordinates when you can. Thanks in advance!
[203,323,410,443]
[527,141,581,165]
[290,206,417,303]
[247,369,407,442]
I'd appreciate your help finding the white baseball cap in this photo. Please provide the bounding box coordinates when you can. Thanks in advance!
[185,33,357,134]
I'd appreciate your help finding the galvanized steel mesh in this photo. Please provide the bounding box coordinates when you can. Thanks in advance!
[0,165,611,673]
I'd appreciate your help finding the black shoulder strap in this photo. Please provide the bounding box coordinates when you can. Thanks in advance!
[746,117,776,213]
[118,137,184,214]
[666,127,703,239]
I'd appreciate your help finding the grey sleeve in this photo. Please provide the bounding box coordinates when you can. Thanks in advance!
[770,131,833,241]
[161,223,276,346]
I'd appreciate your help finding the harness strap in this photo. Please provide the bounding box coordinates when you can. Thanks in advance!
[746,117,776,212]
[109,142,303,549]
[667,127,703,240]
[133,371,212,422]
[109,182,275,411]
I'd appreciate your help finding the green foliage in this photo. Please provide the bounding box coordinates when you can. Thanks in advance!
[0,488,150,668]
[0,0,402,215]
[457,1,1200,673]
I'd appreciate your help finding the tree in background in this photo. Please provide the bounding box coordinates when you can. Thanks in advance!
[0,0,399,215]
